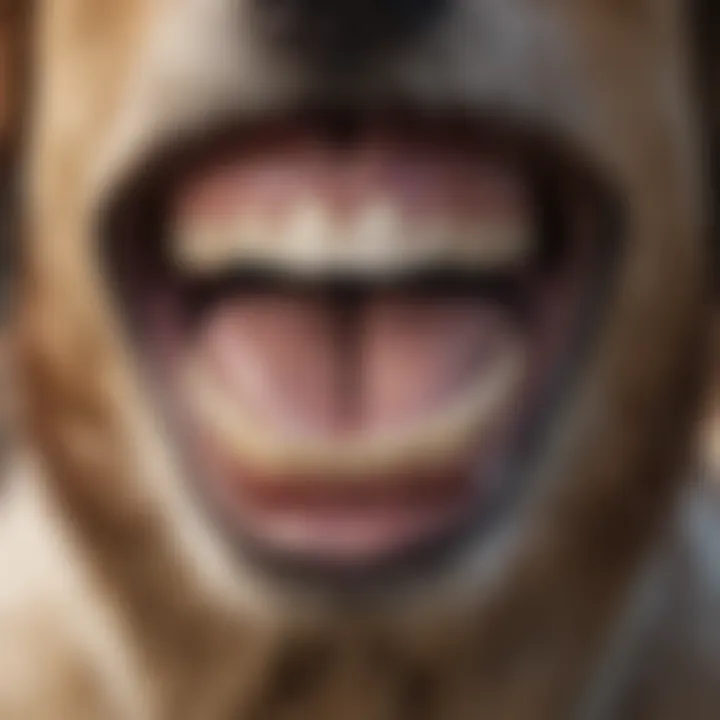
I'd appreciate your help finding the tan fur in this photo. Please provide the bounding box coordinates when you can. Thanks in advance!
[0,0,717,717]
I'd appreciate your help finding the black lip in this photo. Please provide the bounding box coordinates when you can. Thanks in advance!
[97,112,625,592]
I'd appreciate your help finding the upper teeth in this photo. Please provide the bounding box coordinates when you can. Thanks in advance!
[173,199,534,276]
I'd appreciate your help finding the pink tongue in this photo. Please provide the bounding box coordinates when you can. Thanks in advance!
[199,292,516,438]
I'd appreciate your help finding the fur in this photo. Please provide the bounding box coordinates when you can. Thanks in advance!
[0,0,717,717]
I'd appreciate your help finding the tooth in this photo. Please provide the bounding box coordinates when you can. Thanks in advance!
[177,221,222,270]
[233,215,259,250]
[352,201,404,272]
[447,220,476,262]
[176,220,227,269]
[175,214,278,271]
[286,200,333,271]
[415,215,447,251]
[463,217,532,268]
[474,220,506,262]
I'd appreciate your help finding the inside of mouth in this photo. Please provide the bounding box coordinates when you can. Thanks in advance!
[104,117,605,566]
[146,123,569,440]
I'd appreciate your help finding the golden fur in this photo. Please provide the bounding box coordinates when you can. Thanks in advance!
[0,0,717,717]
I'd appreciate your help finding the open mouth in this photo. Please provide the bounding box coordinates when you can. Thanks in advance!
[104,115,616,578]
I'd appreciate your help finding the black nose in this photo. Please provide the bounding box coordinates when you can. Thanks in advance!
[253,0,447,69]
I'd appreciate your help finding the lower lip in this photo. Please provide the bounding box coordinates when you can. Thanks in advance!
[207,465,480,565]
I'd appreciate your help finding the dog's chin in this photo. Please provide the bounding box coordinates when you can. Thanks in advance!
[103,113,618,593]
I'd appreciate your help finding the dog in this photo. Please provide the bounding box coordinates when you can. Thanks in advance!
[0,0,717,717]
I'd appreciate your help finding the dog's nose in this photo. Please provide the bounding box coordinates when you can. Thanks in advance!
[253,0,447,69]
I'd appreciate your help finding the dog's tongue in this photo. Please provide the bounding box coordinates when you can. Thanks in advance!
[197,292,517,439]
